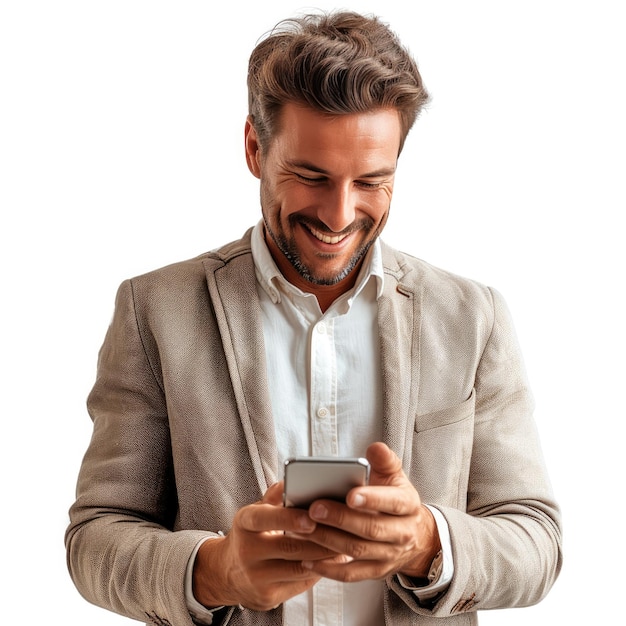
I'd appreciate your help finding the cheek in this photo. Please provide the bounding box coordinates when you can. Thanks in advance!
[279,186,317,218]
[260,178,294,217]
[364,195,392,225]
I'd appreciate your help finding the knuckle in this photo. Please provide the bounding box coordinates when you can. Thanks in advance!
[235,505,255,531]
[390,498,406,516]
[346,539,368,560]
[328,505,346,525]
[279,536,302,555]
[371,563,393,580]
[339,568,359,583]
[315,525,333,544]
[248,589,281,612]
[365,517,386,541]
[291,560,314,577]
[397,526,415,547]
[265,593,282,611]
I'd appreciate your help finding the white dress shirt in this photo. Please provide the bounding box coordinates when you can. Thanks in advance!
[186,222,452,624]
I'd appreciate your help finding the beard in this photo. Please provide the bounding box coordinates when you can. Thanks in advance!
[263,212,380,286]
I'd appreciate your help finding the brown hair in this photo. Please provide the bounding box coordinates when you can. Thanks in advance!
[247,11,429,154]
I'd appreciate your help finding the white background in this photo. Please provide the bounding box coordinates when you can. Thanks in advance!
[1,1,624,623]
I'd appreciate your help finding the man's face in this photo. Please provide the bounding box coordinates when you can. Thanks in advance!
[245,103,401,292]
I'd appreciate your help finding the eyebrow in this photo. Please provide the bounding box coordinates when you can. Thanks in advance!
[286,160,396,178]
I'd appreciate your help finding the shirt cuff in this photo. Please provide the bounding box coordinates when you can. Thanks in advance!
[185,535,226,624]
[396,505,454,602]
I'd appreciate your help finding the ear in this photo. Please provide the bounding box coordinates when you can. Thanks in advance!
[244,116,262,179]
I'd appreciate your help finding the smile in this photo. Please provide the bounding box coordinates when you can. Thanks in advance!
[307,225,350,245]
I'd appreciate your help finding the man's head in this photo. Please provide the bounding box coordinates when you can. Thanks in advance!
[247,11,429,155]
[245,11,428,302]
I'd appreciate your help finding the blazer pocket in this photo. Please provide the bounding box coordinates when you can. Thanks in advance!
[410,389,476,509]
[415,389,476,432]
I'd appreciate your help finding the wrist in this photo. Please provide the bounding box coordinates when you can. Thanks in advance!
[192,536,235,609]
[400,506,442,579]
[398,550,443,587]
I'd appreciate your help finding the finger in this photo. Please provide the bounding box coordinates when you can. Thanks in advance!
[346,483,421,516]
[305,524,389,559]
[232,531,340,567]
[308,493,419,538]
[238,502,316,534]
[304,511,415,557]
[302,556,393,583]
[252,557,327,583]
[237,563,321,612]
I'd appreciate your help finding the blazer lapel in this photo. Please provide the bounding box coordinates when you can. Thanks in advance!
[203,238,279,493]
[378,243,422,473]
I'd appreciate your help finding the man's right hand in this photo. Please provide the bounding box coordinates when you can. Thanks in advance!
[192,482,338,611]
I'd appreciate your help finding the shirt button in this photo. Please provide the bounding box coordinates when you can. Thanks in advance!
[317,407,329,418]
[316,322,326,334]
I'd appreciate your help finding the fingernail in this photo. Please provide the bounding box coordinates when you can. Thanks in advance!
[352,493,365,507]
[298,516,315,531]
[310,503,328,520]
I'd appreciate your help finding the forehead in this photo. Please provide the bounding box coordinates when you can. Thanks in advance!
[270,103,401,167]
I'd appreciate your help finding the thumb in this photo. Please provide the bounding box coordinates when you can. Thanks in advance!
[366,442,404,485]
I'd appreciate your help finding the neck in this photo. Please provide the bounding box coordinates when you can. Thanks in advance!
[266,238,360,314]
[282,259,361,314]
[312,278,359,313]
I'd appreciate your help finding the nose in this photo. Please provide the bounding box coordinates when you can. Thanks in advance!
[317,183,356,233]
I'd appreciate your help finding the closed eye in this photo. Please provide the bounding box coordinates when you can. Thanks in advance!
[295,173,326,185]
[296,173,385,189]
[356,180,385,189]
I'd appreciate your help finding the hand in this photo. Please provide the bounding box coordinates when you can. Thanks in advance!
[300,442,441,583]
[192,482,339,611]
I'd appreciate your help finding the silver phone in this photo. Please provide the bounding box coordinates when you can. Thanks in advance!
[283,456,370,508]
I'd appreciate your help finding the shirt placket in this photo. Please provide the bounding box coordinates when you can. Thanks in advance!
[310,317,338,457]
[309,316,342,626]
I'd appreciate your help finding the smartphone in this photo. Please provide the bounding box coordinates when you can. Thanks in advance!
[283,456,370,508]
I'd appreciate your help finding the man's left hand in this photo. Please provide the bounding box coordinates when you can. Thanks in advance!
[300,441,441,582]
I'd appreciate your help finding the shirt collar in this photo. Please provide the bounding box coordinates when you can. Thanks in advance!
[250,220,385,308]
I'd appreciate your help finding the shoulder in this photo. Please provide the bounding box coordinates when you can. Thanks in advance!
[380,242,513,356]
[380,241,495,311]
[127,229,254,291]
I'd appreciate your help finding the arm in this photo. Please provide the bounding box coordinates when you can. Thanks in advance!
[394,287,563,615]
[65,280,207,625]
[430,288,563,612]
[65,280,337,624]
[297,288,562,616]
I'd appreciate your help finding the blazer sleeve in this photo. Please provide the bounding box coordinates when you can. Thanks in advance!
[390,287,563,617]
[65,279,212,626]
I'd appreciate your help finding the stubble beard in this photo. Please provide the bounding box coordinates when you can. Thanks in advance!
[263,213,379,286]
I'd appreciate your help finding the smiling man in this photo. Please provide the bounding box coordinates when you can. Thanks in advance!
[66,11,562,626]
[248,103,399,310]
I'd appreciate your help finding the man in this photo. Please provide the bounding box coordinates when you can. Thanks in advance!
[66,11,562,626]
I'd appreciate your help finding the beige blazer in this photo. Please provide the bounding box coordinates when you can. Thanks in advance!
[66,230,562,625]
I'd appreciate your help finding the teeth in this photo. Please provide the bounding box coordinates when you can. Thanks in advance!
[309,226,348,244]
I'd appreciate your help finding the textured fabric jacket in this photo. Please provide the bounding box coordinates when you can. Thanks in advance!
[65,229,562,625]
